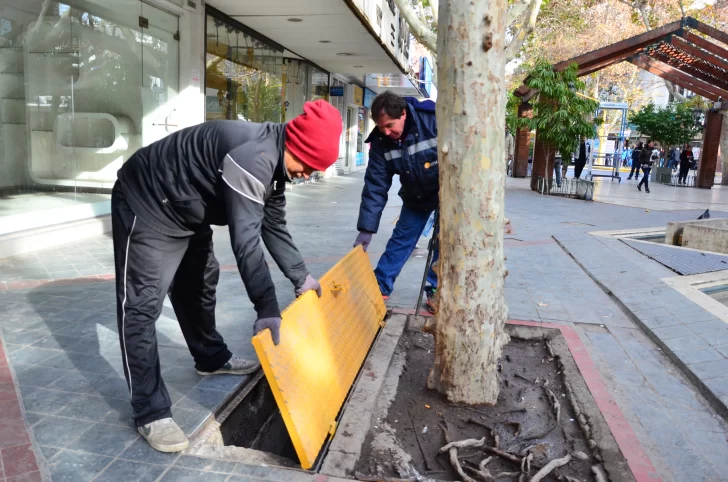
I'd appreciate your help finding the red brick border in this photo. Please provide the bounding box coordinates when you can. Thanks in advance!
[0,341,41,481]
[509,320,661,482]
[389,312,662,482]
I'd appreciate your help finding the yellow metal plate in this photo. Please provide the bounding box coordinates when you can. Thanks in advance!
[252,246,387,469]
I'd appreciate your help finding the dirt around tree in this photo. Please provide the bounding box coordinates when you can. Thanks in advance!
[357,331,607,481]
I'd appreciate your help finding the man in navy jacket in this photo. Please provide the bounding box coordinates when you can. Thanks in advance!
[353,91,439,311]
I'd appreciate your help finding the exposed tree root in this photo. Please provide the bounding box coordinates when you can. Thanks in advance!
[447,447,477,482]
[440,437,486,453]
[529,454,572,482]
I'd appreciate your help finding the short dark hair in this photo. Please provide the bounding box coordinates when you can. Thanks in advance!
[370,91,407,121]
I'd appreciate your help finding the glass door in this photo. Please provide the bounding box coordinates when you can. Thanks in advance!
[140,2,180,147]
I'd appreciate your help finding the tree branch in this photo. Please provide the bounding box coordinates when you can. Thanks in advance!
[394,0,437,53]
[507,0,534,27]
[505,0,543,63]
[429,0,439,26]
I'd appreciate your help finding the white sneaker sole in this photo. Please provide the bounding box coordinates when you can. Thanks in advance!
[138,430,189,453]
[196,364,260,376]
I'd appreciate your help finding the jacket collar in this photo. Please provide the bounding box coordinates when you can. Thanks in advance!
[276,123,293,183]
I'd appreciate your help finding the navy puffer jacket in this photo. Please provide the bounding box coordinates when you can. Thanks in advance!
[357,97,438,233]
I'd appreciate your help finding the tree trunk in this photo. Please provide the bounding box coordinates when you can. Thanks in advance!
[720,113,728,185]
[427,0,509,404]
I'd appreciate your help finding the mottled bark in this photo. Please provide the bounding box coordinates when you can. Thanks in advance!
[427,0,509,404]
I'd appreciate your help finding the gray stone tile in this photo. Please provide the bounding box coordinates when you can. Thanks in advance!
[162,366,203,391]
[652,324,693,339]
[674,310,721,324]
[715,344,728,358]
[160,467,229,481]
[32,416,95,447]
[19,387,81,415]
[175,455,238,473]
[171,407,212,435]
[14,365,70,388]
[8,346,63,366]
[94,376,131,400]
[49,371,108,394]
[4,329,51,346]
[688,359,728,380]
[175,387,229,412]
[39,445,60,461]
[56,394,126,422]
[702,376,728,398]
[662,335,709,352]
[48,449,113,482]
[118,437,181,465]
[672,347,724,365]
[636,307,673,320]
[640,314,683,329]
[31,334,86,351]
[94,459,167,482]
[67,423,139,457]
[234,464,311,481]
[608,368,646,387]
[688,319,728,334]
[698,329,728,347]
[25,412,45,426]
[193,374,246,392]
[672,409,726,434]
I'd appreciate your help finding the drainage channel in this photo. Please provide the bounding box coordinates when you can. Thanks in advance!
[207,314,390,472]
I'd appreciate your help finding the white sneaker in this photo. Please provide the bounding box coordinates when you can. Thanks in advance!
[138,418,189,453]
[196,355,260,376]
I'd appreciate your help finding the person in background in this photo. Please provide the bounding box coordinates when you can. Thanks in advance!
[353,91,439,313]
[669,146,680,170]
[574,137,588,179]
[505,124,515,176]
[554,152,563,187]
[638,139,656,193]
[679,144,694,185]
[627,142,643,180]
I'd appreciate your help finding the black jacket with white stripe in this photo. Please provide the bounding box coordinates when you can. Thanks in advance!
[117,120,307,319]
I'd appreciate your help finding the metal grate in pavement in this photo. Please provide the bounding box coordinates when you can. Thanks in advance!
[621,238,728,275]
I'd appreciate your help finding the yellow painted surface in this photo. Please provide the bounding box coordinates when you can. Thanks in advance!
[252,247,387,469]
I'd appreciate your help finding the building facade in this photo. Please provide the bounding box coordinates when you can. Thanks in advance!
[0,0,419,258]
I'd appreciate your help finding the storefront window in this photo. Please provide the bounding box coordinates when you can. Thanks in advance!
[309,67,329,102]
[205,11,283,123]
[0,0,179,235]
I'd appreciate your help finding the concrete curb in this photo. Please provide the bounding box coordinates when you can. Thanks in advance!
[554,235,728,423]
[320,313,407,478]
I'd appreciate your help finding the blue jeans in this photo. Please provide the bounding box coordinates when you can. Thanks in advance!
[375,205,438,296]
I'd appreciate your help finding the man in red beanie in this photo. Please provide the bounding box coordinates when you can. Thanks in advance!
[111,100,342,453]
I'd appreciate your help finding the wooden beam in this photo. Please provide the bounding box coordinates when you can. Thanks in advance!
[670,35,728,73]
[636,53,728,98]
[679,31,728,65]
[628,54,720,101]
[687,17,728,48]
[553,18,683,72]
[650,50,728,92]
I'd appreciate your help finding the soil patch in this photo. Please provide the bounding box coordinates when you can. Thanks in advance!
[357,331,602,481]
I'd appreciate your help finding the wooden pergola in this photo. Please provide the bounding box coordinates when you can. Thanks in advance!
[512,16,728,189]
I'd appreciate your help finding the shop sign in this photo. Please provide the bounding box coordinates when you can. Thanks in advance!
[353,86,364,106]
[330,86,344,96]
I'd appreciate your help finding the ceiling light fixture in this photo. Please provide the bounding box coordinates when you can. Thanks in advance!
[319,40,331,43]
[353,65,364,68]
[287,18,303,22]
[337,52,354,56]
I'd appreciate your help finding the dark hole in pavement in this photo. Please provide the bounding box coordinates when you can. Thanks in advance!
[220,376,299,464]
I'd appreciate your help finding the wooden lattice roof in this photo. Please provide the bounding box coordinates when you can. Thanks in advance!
[515,17,728,102]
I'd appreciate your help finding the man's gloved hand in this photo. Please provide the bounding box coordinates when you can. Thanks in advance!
[254,317,282,345]
[354,231,373,252]
[295,274,322,298]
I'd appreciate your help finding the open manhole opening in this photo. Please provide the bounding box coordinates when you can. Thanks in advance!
[220,376,299,465]
[701,284,728,307]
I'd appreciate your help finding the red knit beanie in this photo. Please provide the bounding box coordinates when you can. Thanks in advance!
[285,100,343,171]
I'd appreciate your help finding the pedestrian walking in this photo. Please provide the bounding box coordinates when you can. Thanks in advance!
[574,137,588,179]
[679,144,694,184]
[112,100,342,453]
[669,146,680,170]
[554,153,563,187]
[505,124,515,176]
[353,91,439,313]
[627,142,642,180]
[638,139,656,193]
